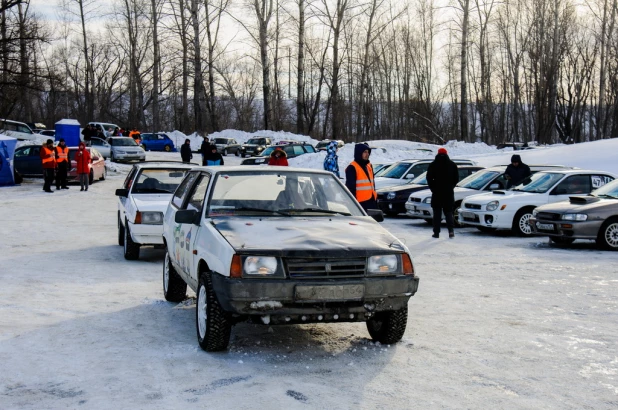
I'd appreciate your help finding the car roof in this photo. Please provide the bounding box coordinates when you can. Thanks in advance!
[132,161,197,170]
[193,165,334,175]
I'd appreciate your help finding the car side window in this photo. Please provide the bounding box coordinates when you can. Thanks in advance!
[553,175,592,195]
[293,146,305,155]
[489,174,507,190]
[186,174,211,212]
[158,135,165,140]
[31,147,41,156]
[284,146,295,156]
[15,147,30,157]
[406,164,428,178]
[305,145,316,153]
[591,174,613,189]
[172,172,199,208]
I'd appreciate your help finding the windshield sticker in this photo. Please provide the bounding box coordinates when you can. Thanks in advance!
[592,175,612,188]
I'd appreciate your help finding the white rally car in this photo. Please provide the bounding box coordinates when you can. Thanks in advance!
[115,162,195,259]
[458,170,616,235]
[162,166,419,352]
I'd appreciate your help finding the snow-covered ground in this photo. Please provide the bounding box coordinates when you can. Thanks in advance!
[1,135,617,408]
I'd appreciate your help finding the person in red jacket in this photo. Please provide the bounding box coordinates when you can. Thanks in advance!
[75,142,92,191]
[39,139,56,193]
[268,147,288,166]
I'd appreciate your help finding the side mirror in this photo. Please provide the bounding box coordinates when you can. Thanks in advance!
[405,174,415,179]
[175,209,200,225]
[115,188,129,197]
[366,209,384,222]
[489,183,500,190]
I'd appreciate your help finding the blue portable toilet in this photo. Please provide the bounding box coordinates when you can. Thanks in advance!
[0,135,17,186]
[55,119,81,147]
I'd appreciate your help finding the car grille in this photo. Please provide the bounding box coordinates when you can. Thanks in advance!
[286,257,366,279]
[465,203,482,210]
[377,193,386,200]
[537,212,561,221]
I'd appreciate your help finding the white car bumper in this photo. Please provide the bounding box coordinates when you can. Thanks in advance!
[405,201,433,219]
[458,210,513,229]
[115,151,146,161]
[128,221,164,245]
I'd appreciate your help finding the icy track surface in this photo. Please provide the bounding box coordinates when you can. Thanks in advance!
[1,153,617,409]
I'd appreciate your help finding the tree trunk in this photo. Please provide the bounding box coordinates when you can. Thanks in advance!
[459,0,470,142]
[151,0,160,133]
[296,0,305,134]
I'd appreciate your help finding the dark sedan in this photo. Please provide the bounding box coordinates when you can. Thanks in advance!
[530,179,618,250]
[377,166,484,216]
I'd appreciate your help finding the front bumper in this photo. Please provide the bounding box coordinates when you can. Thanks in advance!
[528,217,603,239]
[378,199,407,215]
[114,152,146,161]
[458,209,511,229]
[127,221,164,245]
[211,274,419,323]
[405,202,433,219]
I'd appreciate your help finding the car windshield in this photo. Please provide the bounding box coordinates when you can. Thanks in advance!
[380,162,412,179]
[591,179,618,199]
[246,138,263,145]
[457,170,500,190]
[260,147,277,156]
[214,138,229,144]
[131,168,189,194]
[207,171,364,217]
[512,172,564,193]
[111,138,138,147]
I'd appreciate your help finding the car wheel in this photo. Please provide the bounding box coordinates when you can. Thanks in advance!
[235,149,239,157]
[123,220,140,260]
[512,208,535,236]
[164,145,171,152]
[453,203,463,228]
[89,170,94,185]
[366,306,408,345]
[196,271,232,352]
[476,226,497,233]
[596,217,618,251]
[163,251,187,302]
[241,153,245,158]
[118,214,124,246]
[223,148,228,156]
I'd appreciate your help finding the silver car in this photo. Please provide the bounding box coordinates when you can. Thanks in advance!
[108,137,146,162]
[212,137,241,156]
[530,178,618,250]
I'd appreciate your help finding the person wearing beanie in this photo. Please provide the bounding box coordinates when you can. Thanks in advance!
[426,147,459,238]
[345,143,378,212]
[504,154,531,188]
[55,138,70,190]
[180,139,193,163]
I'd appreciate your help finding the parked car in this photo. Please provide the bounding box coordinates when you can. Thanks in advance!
[140,133,176,152]
[14,144,106,184]
[241,142,317,165]
[108,137,146,162]
[89,121,120,138]
[212,137,241,156]
[240,137,273,157]
[529,179,618,250]
[0,119,38,142]
[315,139,344,151]
[115,162,195,260]
[90,137,111,158]
[378,166,484,216]
[375,158,476,190]
[161,166,419,351]
[459,170,615,236]
[405,165,574,227]
[373,163,393,175]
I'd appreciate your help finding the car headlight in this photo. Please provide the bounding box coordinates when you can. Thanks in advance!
[532,209,538,217]
[256,158,266,163]
[423,197,431,204]
[368,255,399,274]
[486,201,499,211]
[137,211,164,224]
[243,256,281,277]
[387,192,396,200]
[562,213,588,221]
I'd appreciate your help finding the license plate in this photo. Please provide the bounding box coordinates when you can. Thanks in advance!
[295,284,364,302]
[536,222,554,231]
[461,211,474,219]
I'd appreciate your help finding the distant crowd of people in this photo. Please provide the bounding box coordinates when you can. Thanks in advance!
[39,138,92,193]
[81,124,142,146]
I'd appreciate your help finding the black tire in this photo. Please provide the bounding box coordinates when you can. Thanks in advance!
[476,226,497,233]
[235,149,239,157]
[164,145,171,152]
[100,166,107,181]
[117,214,125,246]
[549,237,575,245]
[512,208,535,236]
[241,153,245,158]
[366,306,408,345]
[163,251,187,302]
[223,148,228,156]
[123,221,140,260]
[89,170,94,185]
[196,271,232,352]
[596,217,618,251]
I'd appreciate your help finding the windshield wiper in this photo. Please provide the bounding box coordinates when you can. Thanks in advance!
[277,207,352,216]
[233,206,289,216]
[597,194,618,199]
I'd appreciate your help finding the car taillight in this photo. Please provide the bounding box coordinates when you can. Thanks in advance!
[230,255,242,278]
[402,254,414,276]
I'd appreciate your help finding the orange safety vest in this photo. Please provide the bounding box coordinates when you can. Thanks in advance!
[350,161,377,202]
[41,146,56,167]
[56,146,69,163]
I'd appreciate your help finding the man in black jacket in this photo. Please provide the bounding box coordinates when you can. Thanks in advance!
[199,136,211,166]
[427,147,459,238]
[180,139,193,163]
[504,154,531,188]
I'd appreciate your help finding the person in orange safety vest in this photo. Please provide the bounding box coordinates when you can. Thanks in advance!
[345,143,378,212]
[40,139,56,193]
[55,138,70,190]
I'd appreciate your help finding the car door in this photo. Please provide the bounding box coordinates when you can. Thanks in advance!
[168,172,201,272]
[27,146,43,176]
[181,173,212,282]
[118,167,139,224]
[13,147,31,175]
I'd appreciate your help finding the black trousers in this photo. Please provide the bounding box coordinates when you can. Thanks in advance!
[43,168,55,191]
[56,162,69,189]
[432,203,454,234]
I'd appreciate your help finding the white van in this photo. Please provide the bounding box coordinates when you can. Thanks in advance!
[89,121,120,138]
[0,119,42,142]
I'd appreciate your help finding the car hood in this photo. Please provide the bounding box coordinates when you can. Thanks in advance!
[212,216,407,257]
[378,183,427,194]
[375,177,407,190]
[463,190,540,204]
[132,194,173,212]
[536,197,618,214]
